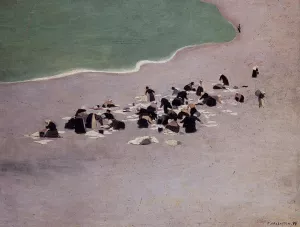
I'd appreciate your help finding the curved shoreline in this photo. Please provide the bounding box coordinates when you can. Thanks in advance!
[0,0,238,85]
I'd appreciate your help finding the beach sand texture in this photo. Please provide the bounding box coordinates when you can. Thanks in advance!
[0,0,299,226]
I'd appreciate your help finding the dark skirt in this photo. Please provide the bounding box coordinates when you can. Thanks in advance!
[65,118,76,129]
[137,118,149,128]
[43,130,59,138]
[190,107,198,116]
[206,97,217,107]
[196,86,204,96]
[252,70,257,78]
[184,85,192,91]
[161,115,169,125]
[112,121,125,130]
[240,95,245,103]
[185,126,197,133]
[74,118,86,134]
[85,113,93,128]
[172,98,183,107]
[149,93,155,102]
[102,104,116,108]
[165,125,180,133]
[177,111,189,120]
[235,96,244,102]
[213,84,225,90]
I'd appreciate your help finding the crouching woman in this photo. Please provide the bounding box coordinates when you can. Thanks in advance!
[40,120,60,138]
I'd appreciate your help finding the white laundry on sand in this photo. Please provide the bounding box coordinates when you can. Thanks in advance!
[34,140,53,145]
[128,136,159,145]
[62,117,72,120]
[85,131,105,138]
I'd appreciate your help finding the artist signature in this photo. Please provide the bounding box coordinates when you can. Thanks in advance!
[267,221,297,226]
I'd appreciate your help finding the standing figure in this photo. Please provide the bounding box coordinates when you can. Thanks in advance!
[237,24,241,33]
[145,86,155,102]
[255,90,265,108]
[219,74,229,86]
[252,66,259,78]
[196,80,204,97]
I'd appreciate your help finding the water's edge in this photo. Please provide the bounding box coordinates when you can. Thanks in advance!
[1,1,237,85]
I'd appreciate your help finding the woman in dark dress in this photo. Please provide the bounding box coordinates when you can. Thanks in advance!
[102,109,115,120]
[180,116,201,133]
[219,74,229,86]
[252,67,259,78]
[196,80,204,97]
[145,86,155,102]
[160,98,172,114]
[184,82,195,91]
[40,120,60,138]
[199,93,220,107]
[235,93,245,103]
[165,119,180,133]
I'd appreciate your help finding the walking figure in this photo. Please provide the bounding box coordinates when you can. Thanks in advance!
[237,24,241,33]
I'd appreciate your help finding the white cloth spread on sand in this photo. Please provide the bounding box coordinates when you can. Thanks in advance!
[165,140,181,146]
[163,130,176,135]
[113,109,127,114]
[34,140,53,145]
[135,95,148,103]
[128,136,159,145]
[85,131,105,138]
[62,117,72,120]
[26,132,40,138]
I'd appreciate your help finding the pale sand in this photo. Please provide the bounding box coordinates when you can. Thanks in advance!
[0,0,300,226]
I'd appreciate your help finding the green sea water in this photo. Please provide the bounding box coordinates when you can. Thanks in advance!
[0,0,235,82]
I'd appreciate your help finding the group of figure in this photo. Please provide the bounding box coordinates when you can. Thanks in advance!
[135,75,232,134]
[137,85,203,133]
[39,68,265,138]
[39,100,126,138]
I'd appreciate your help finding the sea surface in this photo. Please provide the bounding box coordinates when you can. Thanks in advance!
[0,0,235,82]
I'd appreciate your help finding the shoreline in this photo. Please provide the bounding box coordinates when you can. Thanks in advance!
[0,0,237,85]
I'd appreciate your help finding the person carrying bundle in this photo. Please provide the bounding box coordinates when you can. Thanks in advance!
[255,90,265,108]
[145,86,155,102]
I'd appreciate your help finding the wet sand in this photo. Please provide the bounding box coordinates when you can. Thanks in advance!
[0,0,299,226]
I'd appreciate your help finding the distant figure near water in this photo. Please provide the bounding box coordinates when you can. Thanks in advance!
[237,24,241,33]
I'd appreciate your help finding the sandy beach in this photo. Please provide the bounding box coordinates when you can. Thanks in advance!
[0,0,299,226]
